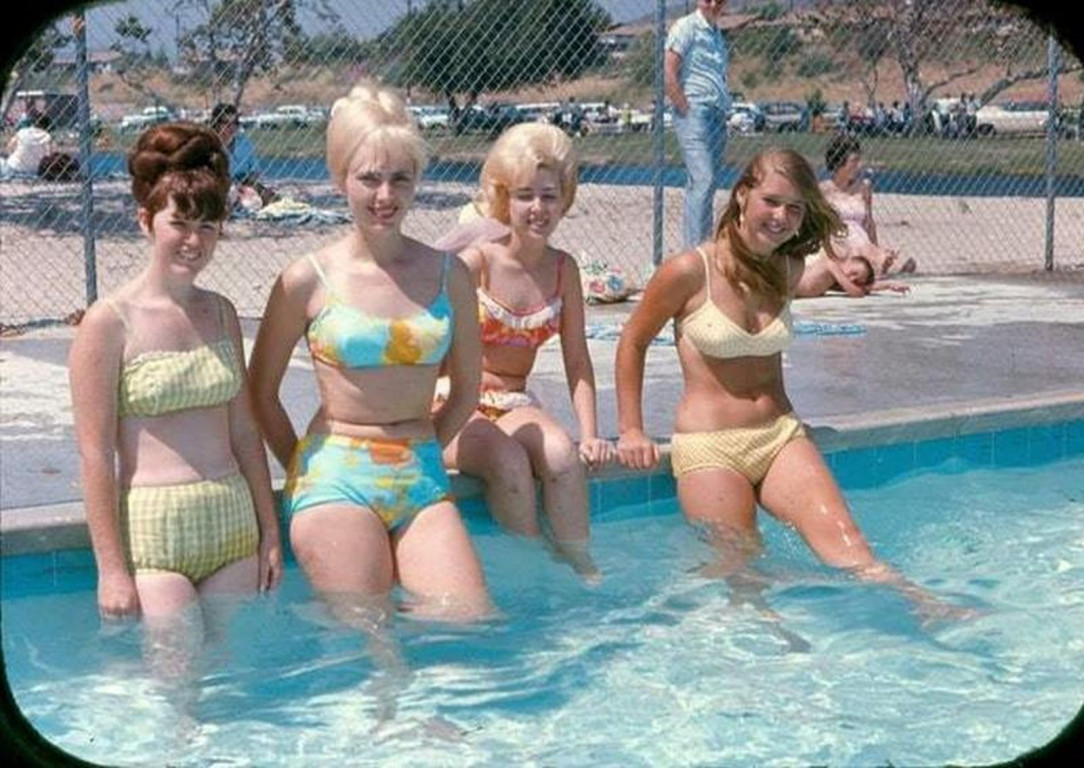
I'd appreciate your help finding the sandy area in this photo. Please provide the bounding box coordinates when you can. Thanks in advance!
[2,176,1083,325]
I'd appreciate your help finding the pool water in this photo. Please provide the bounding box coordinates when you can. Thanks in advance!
[3,450,1083,766]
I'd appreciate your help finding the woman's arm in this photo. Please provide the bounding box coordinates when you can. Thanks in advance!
[556,256,612,467]
[433,256,481,446]
[615,252,699,469]
[664,50,688,116]
[69,302,138,617]
[221,295,283,592]
[248,263,311,469]
[794,257,848,298]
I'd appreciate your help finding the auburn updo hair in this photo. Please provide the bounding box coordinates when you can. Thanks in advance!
[127,122,231,221]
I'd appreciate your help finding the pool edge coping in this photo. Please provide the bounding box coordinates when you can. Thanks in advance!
[3,389,1083,557]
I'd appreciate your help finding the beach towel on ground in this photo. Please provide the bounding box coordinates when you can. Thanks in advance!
[238,196,350,226]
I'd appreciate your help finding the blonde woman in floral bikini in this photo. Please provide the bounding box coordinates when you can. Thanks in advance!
[442,122,614,581]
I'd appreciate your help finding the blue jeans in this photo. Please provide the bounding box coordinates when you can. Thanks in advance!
[674,104,727,249]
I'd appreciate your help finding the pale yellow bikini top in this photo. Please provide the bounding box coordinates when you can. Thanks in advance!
[103,296,242,418]
[679,246,793,359]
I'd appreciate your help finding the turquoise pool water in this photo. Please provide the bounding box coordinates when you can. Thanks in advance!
[3,421,1083,766]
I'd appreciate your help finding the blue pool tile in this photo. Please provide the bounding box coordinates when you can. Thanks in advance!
[993,427,1031,467]
[1028,424,1064,465]
[874,442,916,484]
[649,472,677,504]
[954,432,993,467]
[599,475,651,513]
[915,437,955,470]
[832,447,881,490]
[1065,420,1084,457]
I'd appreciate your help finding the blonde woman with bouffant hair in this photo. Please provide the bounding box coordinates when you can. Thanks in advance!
[476,122,579,224]
[249,80,491,629]
[440,120,613,583]
[325,81,428,191]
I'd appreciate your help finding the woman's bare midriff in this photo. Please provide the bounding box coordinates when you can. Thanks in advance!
[308,360,441,440]
[118,406,238,487]
[673,349,792,433]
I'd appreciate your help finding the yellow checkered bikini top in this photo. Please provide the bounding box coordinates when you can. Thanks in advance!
[103,295,242,418]
[679,246,793,359]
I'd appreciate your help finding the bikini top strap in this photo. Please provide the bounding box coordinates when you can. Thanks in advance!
[553,252,566,297]
[439,252,451,294]
[99,296,133,333]
[214,292,231,339]
[307,253,332,290]
[694,246,713,294]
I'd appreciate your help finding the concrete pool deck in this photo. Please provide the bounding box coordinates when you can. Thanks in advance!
[2,271,1083,554]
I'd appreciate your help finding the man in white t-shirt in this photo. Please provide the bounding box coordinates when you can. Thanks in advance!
[1,113,54,178]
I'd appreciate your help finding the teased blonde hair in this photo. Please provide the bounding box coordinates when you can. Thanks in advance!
[714,147,844,303]
[325,80,427,190]
[477,122,578,224]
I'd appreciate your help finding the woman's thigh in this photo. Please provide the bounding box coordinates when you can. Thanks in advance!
[757,437,874,569]
[500,407,579,475]
[290,504,394,594]
[393,500,489,619]
[444,415,530,478]
[678,468,758,533]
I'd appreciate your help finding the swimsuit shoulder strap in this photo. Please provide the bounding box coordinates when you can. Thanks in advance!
[307,253,332,289]
[694,245,713,295]
[99,296,133,333]
[553,252,566,297]
[440,252,451,295]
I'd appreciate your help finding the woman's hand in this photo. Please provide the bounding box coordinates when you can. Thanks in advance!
[258,532,284,592]
[616,429,660,471]
[579,437,615,469]
[97,570,140,619]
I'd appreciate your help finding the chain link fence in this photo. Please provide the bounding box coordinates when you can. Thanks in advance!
[2,0,1083,328]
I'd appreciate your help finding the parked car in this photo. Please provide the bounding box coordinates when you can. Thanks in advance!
[119,105,176,132]
[253,105,321,130]
[760,101,809,132]
[407,105,450,131]
[975,101,1051,136]
[454,104,529,136]
[728,102,765,134]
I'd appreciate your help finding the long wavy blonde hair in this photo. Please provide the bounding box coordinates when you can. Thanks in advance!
[714,148,843,303]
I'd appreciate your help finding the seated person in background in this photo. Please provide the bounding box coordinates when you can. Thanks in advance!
[795,254,910,298]
[820,133,915,275]
[209,103,279,209]
[1,112,54,179]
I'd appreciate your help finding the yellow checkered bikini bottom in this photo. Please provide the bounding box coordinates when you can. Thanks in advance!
[120,473,259,584]
[669,413,807,485]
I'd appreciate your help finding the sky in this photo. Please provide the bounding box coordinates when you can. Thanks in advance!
[70,0,677,57]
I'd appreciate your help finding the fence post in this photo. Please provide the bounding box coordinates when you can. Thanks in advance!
[1043,33,1058,272]
[651,0,666,269]
[74,10,98,304]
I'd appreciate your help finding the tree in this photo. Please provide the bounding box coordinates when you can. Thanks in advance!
[173,0,337,106]
[385,0,611,111]
[813,0,1081,135]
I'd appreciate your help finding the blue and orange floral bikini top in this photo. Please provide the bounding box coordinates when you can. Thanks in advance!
[305,253,454,369]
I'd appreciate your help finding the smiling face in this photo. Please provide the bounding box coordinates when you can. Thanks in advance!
[698,0,727,21]
[140,197,221,276]
[735,168,806,256]
[506,166,564,242]
[343,144,418,232]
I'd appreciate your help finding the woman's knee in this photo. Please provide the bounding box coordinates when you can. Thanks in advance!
[536,430,583,480]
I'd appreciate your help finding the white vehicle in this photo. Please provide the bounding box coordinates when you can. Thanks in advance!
[407,105,450,131]
[119,105,175,132]
[253,104,320,130]
[728,102,763,134]
[975,101,1051,136]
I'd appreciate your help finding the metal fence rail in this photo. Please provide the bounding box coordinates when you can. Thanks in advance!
[2,0,1083,326]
